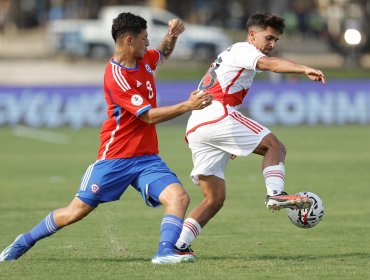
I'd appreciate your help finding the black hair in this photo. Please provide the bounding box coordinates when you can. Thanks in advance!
[111,12,147,42]
[246,13,285,34]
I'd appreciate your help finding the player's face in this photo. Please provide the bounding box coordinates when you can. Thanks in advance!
[131,30,149,58]
[249,26,280,55]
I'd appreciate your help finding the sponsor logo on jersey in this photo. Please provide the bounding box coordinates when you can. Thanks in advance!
[145,64,153,74]
[91,183,100,194]
[131,94,144,106]
[136,80,142,87]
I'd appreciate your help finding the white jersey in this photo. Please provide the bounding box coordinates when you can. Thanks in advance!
[187,42,265,135]
[185,42,269,184]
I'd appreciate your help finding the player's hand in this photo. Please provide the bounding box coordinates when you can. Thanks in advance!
[168,19,185,37]
[188,90,213,110]
[305,67,326,84]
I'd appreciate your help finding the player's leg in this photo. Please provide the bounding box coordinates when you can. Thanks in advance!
[157,181,190,251]
[53,197,95,227]
[147,176,196,264]
[254,133,312,210]
[253,132,286,169]
[158,182,190,217]
[187,175,226,227]
[253,132,287,196]
[175,127,230,252]
[218,111,311,210]
[175,174,225,251]
[0,159,117,262]
[131,156,195,264]
[0,197,94,262]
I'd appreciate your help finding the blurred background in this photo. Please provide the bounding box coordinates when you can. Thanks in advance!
[0,0,369,127]
[1,0,370,63]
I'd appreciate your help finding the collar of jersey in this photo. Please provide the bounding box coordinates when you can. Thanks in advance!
[111,58,139,71]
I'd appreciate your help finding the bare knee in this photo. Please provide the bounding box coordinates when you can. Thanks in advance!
[54,198,94,228]
[68,207,89,224]
[199,175,226,213]
[173,190,190,209]
[277,140,287,157]
[255,133,287,158]
[159,184,190,213]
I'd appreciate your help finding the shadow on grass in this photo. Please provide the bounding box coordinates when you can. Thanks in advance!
[37,251,370,263]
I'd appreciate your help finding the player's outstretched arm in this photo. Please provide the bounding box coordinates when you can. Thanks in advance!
[156,19,185,62]
[139,90,213,124]
[257,56,326,84]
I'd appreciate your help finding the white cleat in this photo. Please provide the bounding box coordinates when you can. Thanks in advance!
[151,248,196,264]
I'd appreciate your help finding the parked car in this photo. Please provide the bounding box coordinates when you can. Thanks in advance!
[46,5,232,61]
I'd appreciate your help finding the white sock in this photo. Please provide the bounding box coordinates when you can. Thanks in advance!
[263,162,285,196]
[175,218,202,249]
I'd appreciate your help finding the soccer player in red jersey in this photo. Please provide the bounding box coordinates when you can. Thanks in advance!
[0,12,212,264]
[175,13,326,253]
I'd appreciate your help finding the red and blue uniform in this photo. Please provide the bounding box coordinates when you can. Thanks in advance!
[76,50,181,208]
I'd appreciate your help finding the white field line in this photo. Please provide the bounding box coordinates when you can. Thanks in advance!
[12,125,70,144]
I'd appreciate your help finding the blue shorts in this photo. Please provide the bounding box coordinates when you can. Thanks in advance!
[75,155,181,208]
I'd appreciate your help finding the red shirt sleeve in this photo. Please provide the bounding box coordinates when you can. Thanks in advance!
[146,49,162,70]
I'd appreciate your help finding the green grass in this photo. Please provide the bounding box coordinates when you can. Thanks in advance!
[0,125,370,279]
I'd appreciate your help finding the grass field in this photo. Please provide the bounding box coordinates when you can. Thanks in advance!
[0,125,369,279]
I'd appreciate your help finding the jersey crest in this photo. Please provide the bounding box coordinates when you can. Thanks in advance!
[131,94,144,106]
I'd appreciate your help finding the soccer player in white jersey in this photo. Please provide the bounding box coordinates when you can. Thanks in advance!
[175,13,326,253]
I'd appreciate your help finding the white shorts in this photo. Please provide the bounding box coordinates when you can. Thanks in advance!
[186,103,270,185]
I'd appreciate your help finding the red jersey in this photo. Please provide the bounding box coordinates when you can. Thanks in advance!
[97,49,162,159]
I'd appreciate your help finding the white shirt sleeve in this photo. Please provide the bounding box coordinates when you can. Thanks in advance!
[227,43,265,71]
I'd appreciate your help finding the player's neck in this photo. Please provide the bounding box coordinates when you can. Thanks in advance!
[113,51,137,68]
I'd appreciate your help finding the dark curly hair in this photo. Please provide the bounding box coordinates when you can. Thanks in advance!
[111,12,147,42]
[246,13,285,34]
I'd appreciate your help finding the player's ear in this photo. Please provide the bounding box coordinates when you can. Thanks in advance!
[125,35,134,46]
[127,37,132,46]
[248,30,256,42]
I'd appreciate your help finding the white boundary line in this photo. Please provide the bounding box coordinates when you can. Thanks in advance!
[12,125,70,144]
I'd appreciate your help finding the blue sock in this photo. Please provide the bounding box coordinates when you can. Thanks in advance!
[23,212,59,246]
[157,215,183,253]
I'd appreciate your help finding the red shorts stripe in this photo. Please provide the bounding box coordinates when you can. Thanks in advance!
[230,112,263,134]
[234,112,263,131]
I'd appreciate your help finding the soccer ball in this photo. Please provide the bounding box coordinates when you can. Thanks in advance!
[287,191,324,228]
